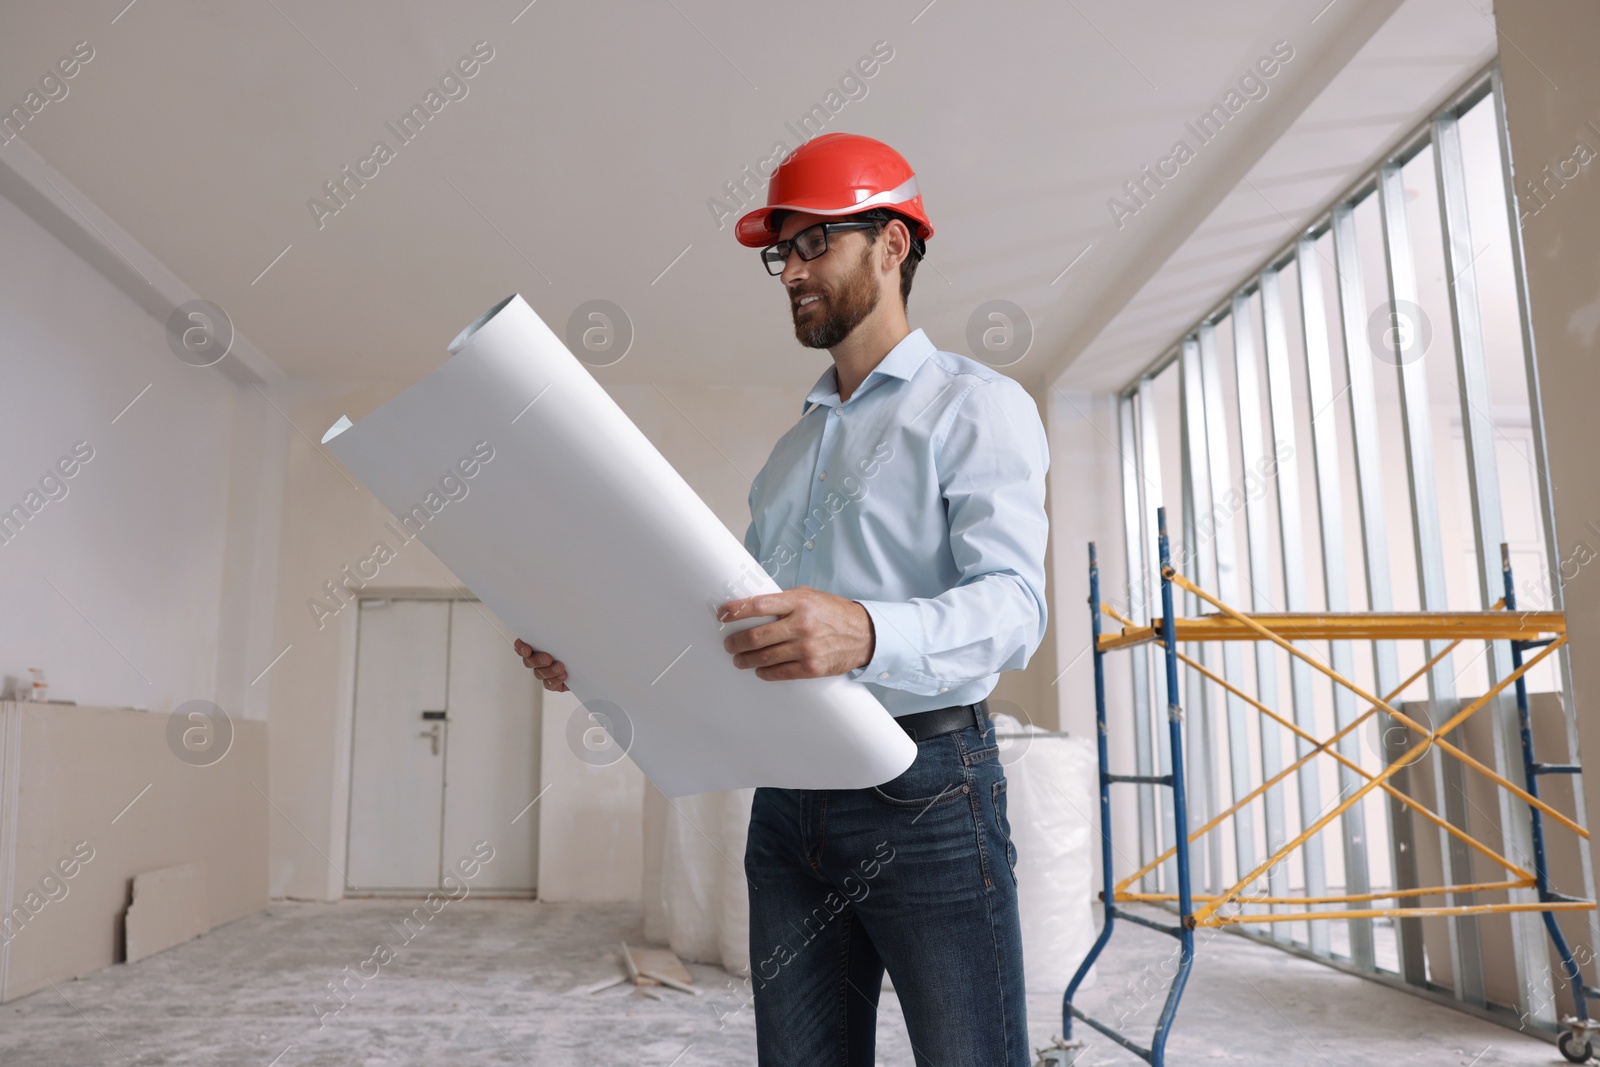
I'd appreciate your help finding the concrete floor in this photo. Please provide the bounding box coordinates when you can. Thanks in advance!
[0,898,1569,1066]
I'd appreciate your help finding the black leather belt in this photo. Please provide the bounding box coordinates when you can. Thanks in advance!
[896,699,988,742]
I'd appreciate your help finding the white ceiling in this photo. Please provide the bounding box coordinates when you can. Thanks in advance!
[0,0,1495,395]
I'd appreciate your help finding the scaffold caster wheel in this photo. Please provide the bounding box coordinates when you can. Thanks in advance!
[1558,1029,1593,1063]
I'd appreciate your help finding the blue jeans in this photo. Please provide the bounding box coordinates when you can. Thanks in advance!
[744,704,1029,1066]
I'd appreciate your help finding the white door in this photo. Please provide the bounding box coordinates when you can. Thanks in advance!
[442,601,541,889]
[346,598,541,892]
[347,599,450,890]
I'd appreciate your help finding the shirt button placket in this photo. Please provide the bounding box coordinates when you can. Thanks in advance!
[796,413,828,585]
[798,410,842,584]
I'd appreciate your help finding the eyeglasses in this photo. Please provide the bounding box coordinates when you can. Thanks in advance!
[759,220,879,276]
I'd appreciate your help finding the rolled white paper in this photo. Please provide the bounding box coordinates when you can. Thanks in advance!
[323,294,916,797]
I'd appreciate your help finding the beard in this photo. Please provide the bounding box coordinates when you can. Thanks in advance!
[790,243,881,349]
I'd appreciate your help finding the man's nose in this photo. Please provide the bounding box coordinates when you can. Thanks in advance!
[781,251,810,286]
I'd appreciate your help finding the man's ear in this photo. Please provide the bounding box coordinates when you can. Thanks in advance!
[888,219,912,265]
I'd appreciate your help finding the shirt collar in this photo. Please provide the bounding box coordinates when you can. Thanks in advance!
[801,328,936,415]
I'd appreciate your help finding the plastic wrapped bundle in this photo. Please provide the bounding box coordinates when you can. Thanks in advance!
[995,714,1098,992]
[659,791,725,965]
[657,788,755,974]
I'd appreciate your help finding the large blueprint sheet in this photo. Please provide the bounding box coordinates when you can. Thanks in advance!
[323,294,915,797]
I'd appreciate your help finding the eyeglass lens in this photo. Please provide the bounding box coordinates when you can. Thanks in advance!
[761,224,831,274]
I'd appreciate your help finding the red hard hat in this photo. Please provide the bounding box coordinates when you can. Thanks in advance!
[734,133,934,248]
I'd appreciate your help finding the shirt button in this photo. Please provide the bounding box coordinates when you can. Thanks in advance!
[818,471,827,480]
[878,671,890,680]
[804,540,815,550]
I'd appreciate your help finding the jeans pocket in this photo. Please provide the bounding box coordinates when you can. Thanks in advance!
[870,735,970,808]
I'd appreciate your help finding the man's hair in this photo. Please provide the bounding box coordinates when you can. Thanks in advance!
[770,208,923,310]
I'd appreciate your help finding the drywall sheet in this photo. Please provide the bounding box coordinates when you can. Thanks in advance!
[125,862,210,964]
[323,294,915,797]
[0,703,267,1004]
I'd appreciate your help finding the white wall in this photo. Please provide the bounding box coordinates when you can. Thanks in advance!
[0,187,283,725]
[1497,0,1600,944]
[1045,388,1134,891]
[266,380,462,901]
[0,173,285,988]
[535,687,645,903]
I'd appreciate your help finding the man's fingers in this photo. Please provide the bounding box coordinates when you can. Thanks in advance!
[514,641,571,693]
[718,590,792,623]
[723,617,790,655]
[731,638,807,672]
[514,641,566,679]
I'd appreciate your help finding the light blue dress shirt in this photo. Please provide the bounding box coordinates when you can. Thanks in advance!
[742,327,1050,718]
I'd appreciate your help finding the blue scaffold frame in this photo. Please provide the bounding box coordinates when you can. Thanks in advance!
[1062,510,1194,1065]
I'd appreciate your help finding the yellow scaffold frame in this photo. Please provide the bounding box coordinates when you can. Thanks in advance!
[1063,509,1598,1066]
[1104,582,1582,928]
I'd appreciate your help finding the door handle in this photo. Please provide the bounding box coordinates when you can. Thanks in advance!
[418,723,442,756]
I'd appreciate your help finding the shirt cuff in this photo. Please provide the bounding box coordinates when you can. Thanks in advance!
[849,600,923,686]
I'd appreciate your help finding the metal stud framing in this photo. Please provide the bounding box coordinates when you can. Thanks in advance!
[1107,66,1585,1017]
[1376,153,1486,1004]
[1296,235,1376,968]
[1433,105,1546,1018]
[1329,200,1429,983]
[1179,338,1224,892]
[1197,323,1259,896]
[1138,376,1178,890]
[1261,265,1332,954]
[1119,393,1159,886]
[1230,292,1291,930]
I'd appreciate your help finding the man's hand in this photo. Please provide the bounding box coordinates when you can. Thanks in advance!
[718,587,876,681]
[513,638,570,692]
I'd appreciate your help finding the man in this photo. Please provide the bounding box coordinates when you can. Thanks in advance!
[516,132,1048,1065]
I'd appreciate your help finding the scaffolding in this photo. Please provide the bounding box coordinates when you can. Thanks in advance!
[1058,508,1598,1066]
